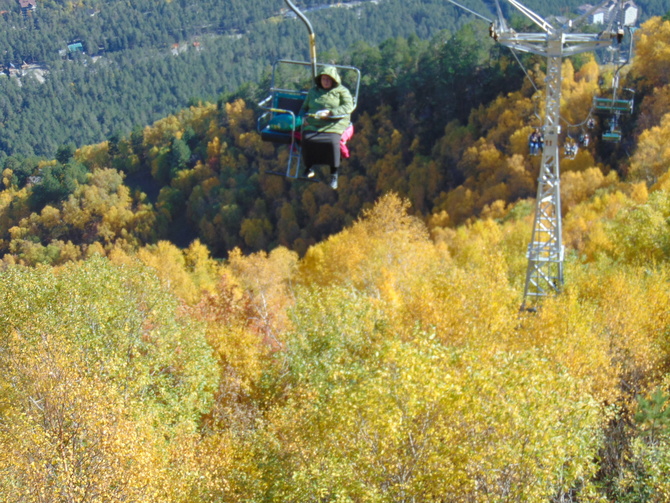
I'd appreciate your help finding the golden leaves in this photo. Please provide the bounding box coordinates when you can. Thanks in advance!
[264,286,602,501]
[629,113,670,184]
[632,16,670,91]
[0,257,218,501]
[3,180,670,500]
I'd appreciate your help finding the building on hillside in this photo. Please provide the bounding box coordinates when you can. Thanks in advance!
[576,2,616,24]
[576,1,638,26]
[67,42,83,53]
[59,41,84,58]
[18,0,36,14]
[26,175,43,186]
[622,1,639,26]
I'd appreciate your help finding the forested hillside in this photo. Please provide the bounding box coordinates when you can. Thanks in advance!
[3,6,670,503]
[0,14,640,261]
[0,0,664,158]
[0,0,486,157]
[0,19,528,259]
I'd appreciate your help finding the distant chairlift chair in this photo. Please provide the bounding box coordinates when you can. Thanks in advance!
[593,89,634,143]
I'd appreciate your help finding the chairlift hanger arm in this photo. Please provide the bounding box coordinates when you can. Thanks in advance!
[614,26,636,69]
[493,0,508,31]
[284,0,317,79]
[601,0,623,36]
[505,0,554,34]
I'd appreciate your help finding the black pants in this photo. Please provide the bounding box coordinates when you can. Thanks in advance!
[302,131,340,174]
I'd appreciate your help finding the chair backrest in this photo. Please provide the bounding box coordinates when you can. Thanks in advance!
[274,92,304,115]
[593,97,633,113]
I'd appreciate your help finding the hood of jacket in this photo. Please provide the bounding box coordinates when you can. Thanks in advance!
[315,65,342,88]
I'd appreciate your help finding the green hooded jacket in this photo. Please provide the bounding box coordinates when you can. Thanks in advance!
[300,66,354,135]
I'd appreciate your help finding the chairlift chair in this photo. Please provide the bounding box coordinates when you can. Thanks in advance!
[600,114,623,143]
[602,129,622,142]
[257,59,361,179]
[593,88,633,143]
[593,96,633,114]
[592,26,635,144]
[256,0,361,180]
[563,137,578,159]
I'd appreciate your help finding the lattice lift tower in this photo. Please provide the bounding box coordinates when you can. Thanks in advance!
[447,0,628,309]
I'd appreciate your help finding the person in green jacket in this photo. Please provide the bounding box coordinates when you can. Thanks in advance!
[300,65,354,189]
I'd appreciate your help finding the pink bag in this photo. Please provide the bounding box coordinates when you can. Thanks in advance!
[340,124,354,158]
